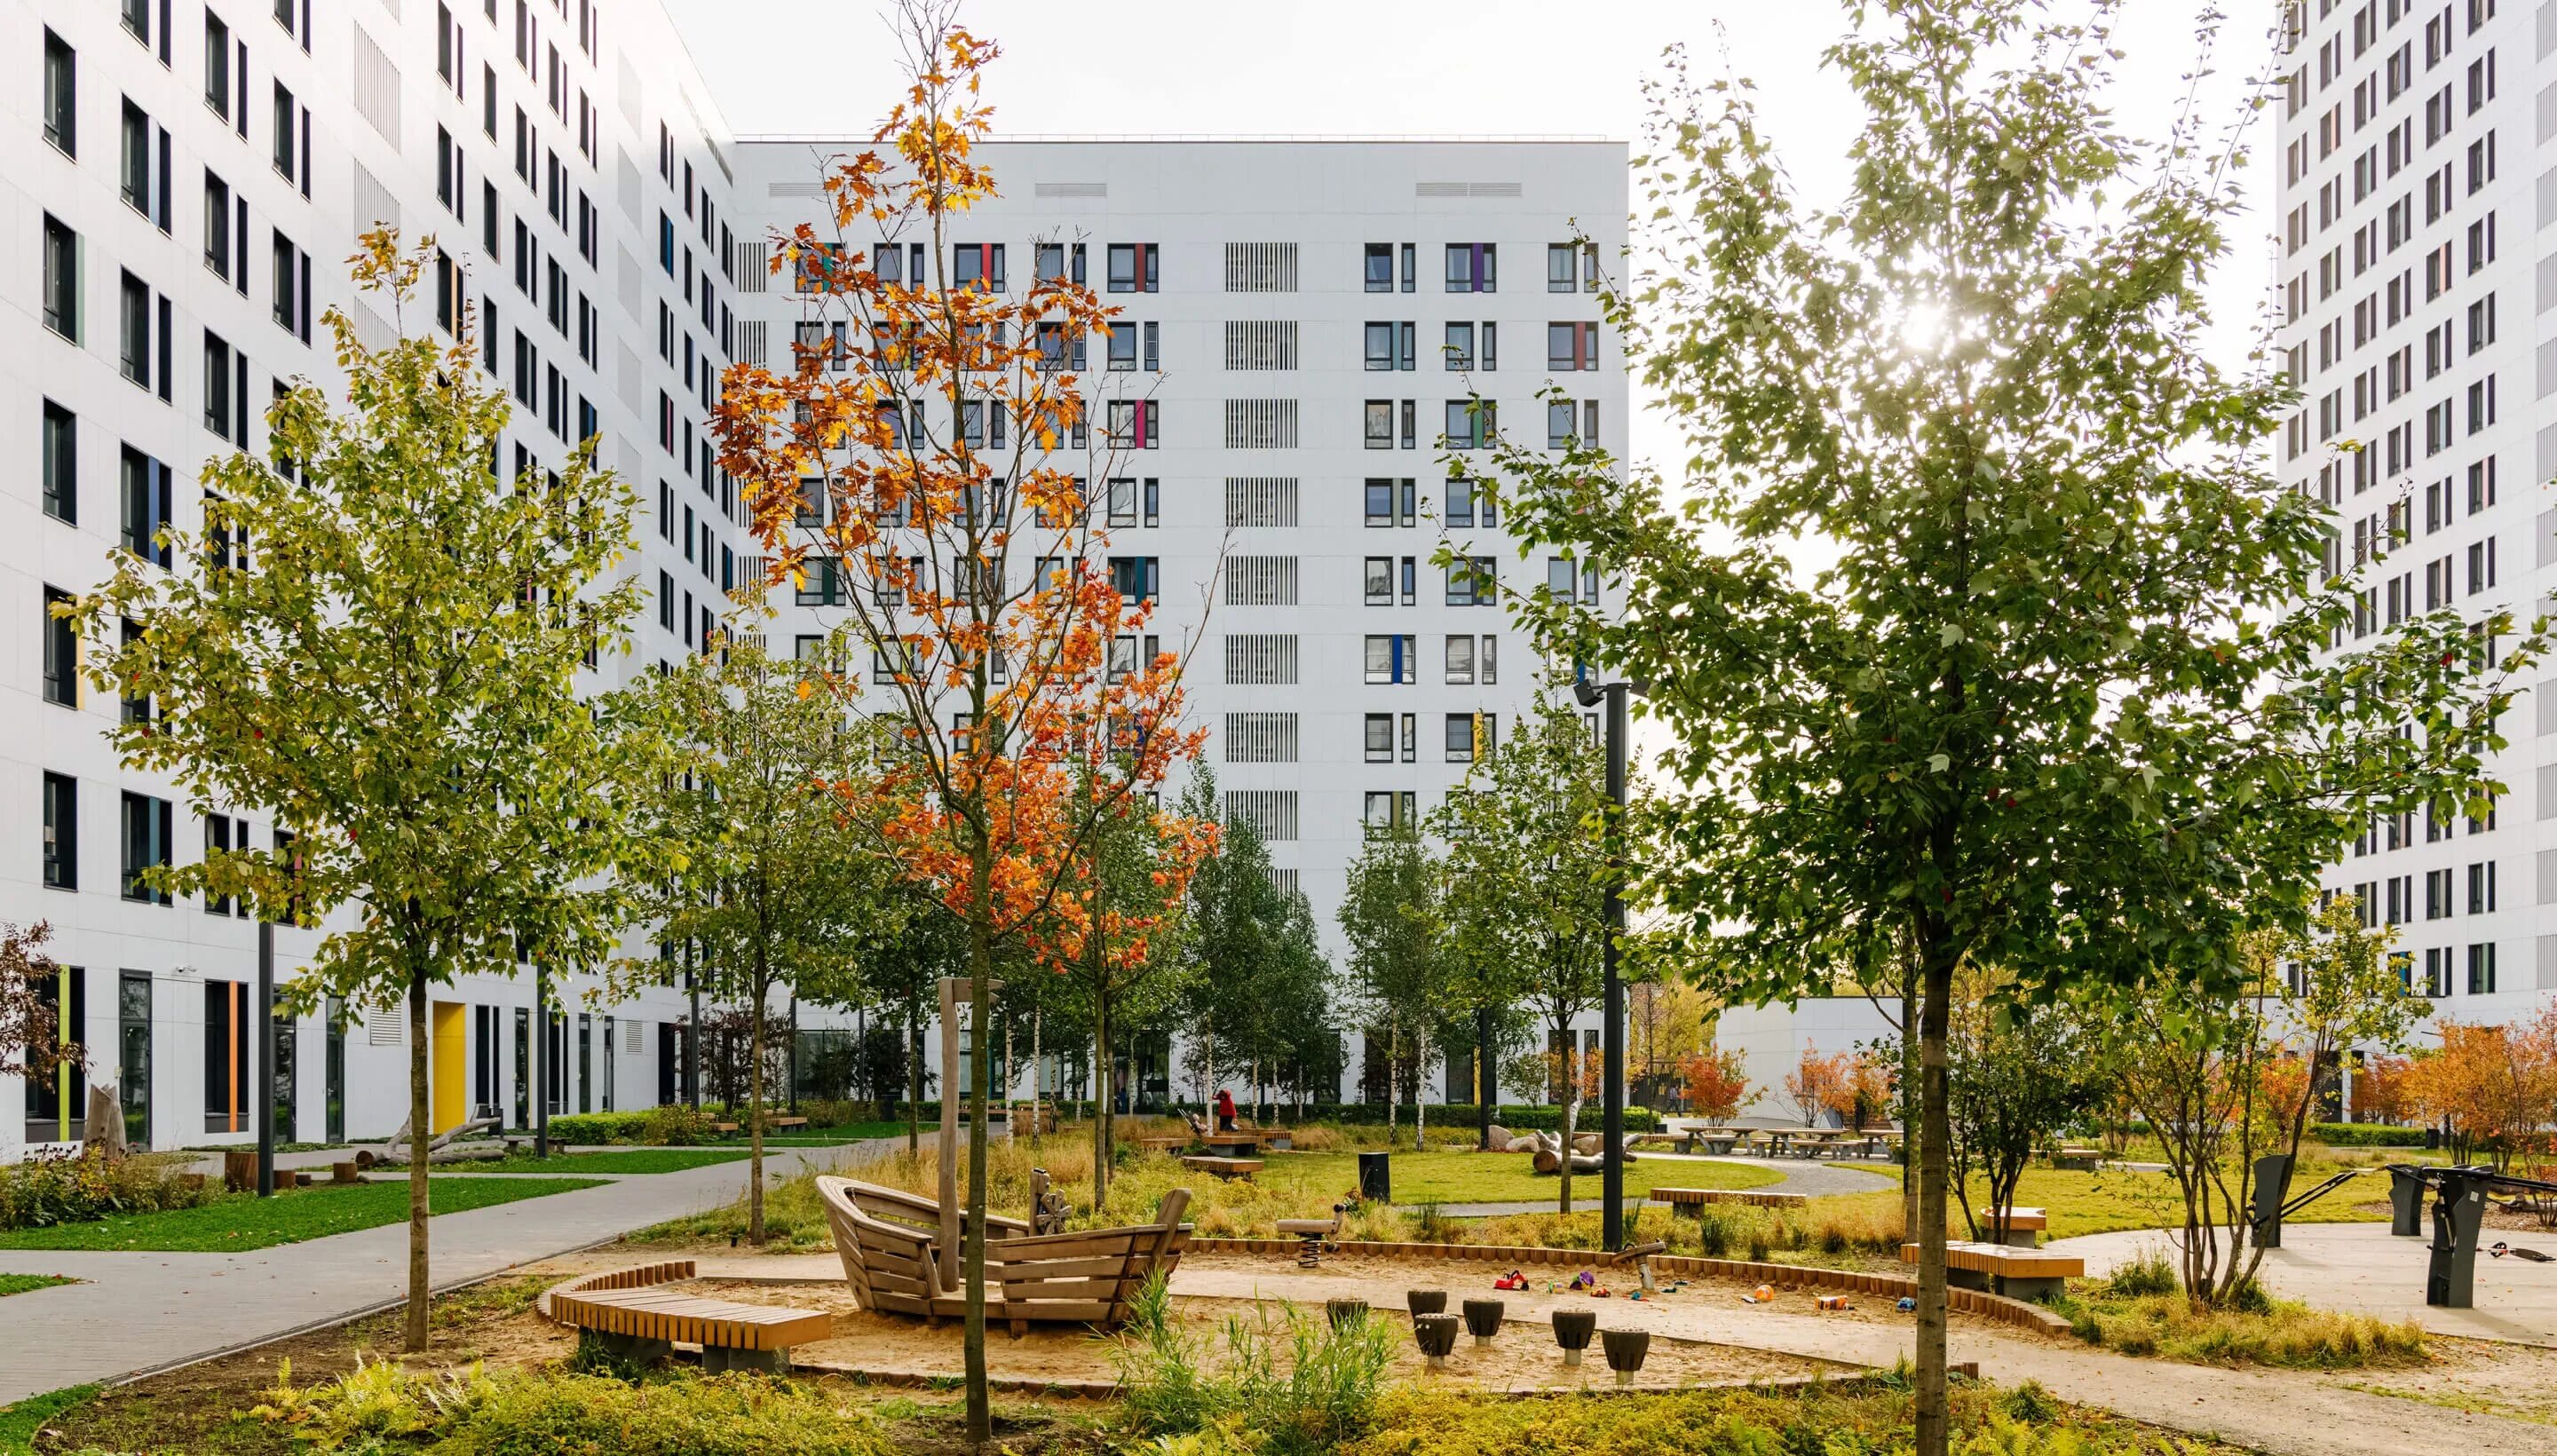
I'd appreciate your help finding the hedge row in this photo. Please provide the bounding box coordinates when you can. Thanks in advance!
[2308,1121,2428,1147]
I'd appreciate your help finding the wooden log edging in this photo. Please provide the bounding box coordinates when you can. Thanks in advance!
[1181,1238,2073,1338]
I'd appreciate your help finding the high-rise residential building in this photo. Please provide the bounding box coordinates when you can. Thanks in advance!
[4,0,746,1156]
[735,138,1628,1107]
[2276,0,2529,1022]
[2,1,1625,1158]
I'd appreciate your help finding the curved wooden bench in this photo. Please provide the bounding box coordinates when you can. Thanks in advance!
[1653,1186,1809,1212]
[816,1176,1193,1336]
[544,1260,830,1373]
[1182,1155,1263,1180]
[1898,1240,2083,1301]
[1978,1207,2047,1247]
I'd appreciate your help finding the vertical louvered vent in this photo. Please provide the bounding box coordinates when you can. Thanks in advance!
[735,243,770,293]
[351,162,400,237]
[1224,634,1300,684]
[735,321,769,368]
[1225,790,1301,842]
[1223,712,1302,764]
[1223,243,1299,292]
[1224,477,1301,527]
[351,27,401,143]
[1223,321,1299,370]
[1270,867,1301,894]
[1223,400,1300,448]
[1225,557,1301,606]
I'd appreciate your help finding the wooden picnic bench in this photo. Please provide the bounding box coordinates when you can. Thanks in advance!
[1651,1185,1808,1213]
[1898,1240,2083,1302]
[2051,1145,2102,1172]
[1977,1206,2047,1247]
[1198,1135,1261,1159]
[817,1176,1192,1337]
[544,1259,830,1373]
[1182,1155,1263,1180]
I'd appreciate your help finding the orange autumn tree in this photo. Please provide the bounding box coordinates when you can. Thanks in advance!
[1679,1043,1751,1122]
[2407,1011,2557,1168]
[1781,1045,1852,1127]
[2354,1053,2417,1126]
[709,6,1210,1442]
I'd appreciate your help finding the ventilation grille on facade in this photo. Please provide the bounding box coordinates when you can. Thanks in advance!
[367,1008,403,1046]
[735,320,769,368]
[768,181,826,198]
[1223,243,1299,292]
[1223,399,1300,448]
[624,1018,645,1053]
[351,162,400,238]
[616,54,643,132]
[615,150,642,224]
[1224,633,1300,684]
[1225,789,1301,843]
[351,27,401,143]
[1224,477,1300,528]
[1417,181,1523,198]
[374,0,401,17]
[1225,556,1300,606]
[735,243,770,293]
[1034,181,1108,197]
[1223,712,1301,764]
[347,301,396,355]
[1223,320,1299,371]
[1270,866,1301,895]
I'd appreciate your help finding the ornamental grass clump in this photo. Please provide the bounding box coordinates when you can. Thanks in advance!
[0,1148,210,1231]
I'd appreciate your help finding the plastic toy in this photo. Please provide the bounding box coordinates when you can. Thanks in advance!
[1817,1294,1852,1311]
[1493,1270,1529,1292]
[1896,1296,1917,1312]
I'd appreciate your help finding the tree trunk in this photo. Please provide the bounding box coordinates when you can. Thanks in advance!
[1558,1082,1578,1217]
[1386,1025,1398,1142]
[1913,950,1954,1456]
[405,966,431,1353]
[748,953,767,1245]
[1089,862,1113,1210]
[962,835,994,1445]
[1413,1027,1429,1151]
[1902,971,1920,1243]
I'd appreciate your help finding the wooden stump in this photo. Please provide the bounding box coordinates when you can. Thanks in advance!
[223,1151,257,1193]
[332,1161,360,1184]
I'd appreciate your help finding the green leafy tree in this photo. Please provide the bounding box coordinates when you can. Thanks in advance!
[1178,768,1333,1123]
[1936,987,2105,1245]
[1337,820,1448,1149]
[1431,692,1611,1208]
[621,619,899,1241]
[1476,6,2537,1446]
[1065,779,1200,1204]
[867,882,962,1151]
[69,233,662,1351]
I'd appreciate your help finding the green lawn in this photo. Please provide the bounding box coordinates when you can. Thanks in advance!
[0,1274,74,1299]
[0,1383,99,1456]
[1263,1149,1787,1206]
[463,1148,750,1175]
[1785,1162,2392,1243]
[0,1177,605,1253]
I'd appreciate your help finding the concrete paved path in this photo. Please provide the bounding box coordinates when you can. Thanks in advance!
[0,1141,889,1405]
[1407,1153,1896,1218]
[2049,1221,2557,1347]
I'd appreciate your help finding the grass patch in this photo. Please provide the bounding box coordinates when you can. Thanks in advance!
[0,1274,75,1299]
[0,1177,604,1253]
[2050,1250,2428,1369]
[463,1148,751,1175]
[0,1383,101,1456]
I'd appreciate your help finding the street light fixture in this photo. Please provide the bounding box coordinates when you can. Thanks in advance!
[1572,671,1643,1251]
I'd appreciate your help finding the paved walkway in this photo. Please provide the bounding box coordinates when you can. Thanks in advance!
[2048,1221,2557,1347]
[0,1141,889,1405]
[1406,1154,1896,1218]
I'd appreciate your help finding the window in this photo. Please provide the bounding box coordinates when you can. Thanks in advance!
[2466,534,2495,592]
[1365,478,1413,526]
[1445,243,1496,292]
[1445,556,1495,606]
[1366,321,1418,372]
[1548,557,1579,601]
[44,29,75,155]
[273,233,306,338]
[953,242,1005,292]
[123,0,153,48]
[2469,860,2497,914]
[1364,556,1394,605]
[1365,243,1394,293]
[42,401,75,525]
[122,791,173,904]
[1446,713,1495,763]
[1549,399,1600,448]
[1445,475,1494,528]
[1033,241,1087,285]
[1108,556,1160,604]
[122,446,168,566]
[1445,635,1476,684]
[1364,791,1418,828]
[1110,323,1139,371]
[2466,941,2497,994]
[1364,714,1395,763]
[273,82,297,180]
[120,273,152,388]
[42,587,77,708]
[204,172,234,281]
[1106,400,1159,449]
[1105,477,1159,527]
[1548,242,1579,292]
[203,332,241,442]
[1107,242,1158,293]
[1364,634,1415,684]
[2426,866,2452,919]
[1444,400,1495,449]
[205,12,232,123]
[42,773,76,890]
[42,216,78,342]
[1364,400,1395,450]
[1548,320,1599,371]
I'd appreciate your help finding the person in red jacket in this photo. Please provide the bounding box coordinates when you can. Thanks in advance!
[1215,1088,1238,1132]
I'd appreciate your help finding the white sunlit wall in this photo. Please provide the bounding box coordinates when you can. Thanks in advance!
[734,138,1630,1109]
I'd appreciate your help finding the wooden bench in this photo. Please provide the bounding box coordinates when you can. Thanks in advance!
[2052,1146,2102,1172]
[817,1176,1191,1337]
[1651,1185,1808,1213]
[710,1120,741,1137]
[1978,1206,2048,1248]
[1898,1240,2084,1302]
[1136,1135,1189,1154]
[544,1260,829,1373]
[1198,1136,1261,1159]
[1182,1155,1263,1180]
[764,1115,811,1132]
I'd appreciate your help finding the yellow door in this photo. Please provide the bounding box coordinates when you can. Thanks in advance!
[431,1001,466,1134]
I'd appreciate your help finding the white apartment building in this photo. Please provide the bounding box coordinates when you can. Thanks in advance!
[0,0,1626,1159]
[3,0,751,1157]
[2277,0,2546,1038]
[735,137,1627,1108]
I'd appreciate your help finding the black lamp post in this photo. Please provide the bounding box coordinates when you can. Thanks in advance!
[1573,673,1635,1252]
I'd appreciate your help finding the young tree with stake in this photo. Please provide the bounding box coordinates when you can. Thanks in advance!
[71,234,662,1352]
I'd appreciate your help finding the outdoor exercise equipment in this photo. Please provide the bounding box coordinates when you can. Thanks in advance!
[2370,1163,2557,1308]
